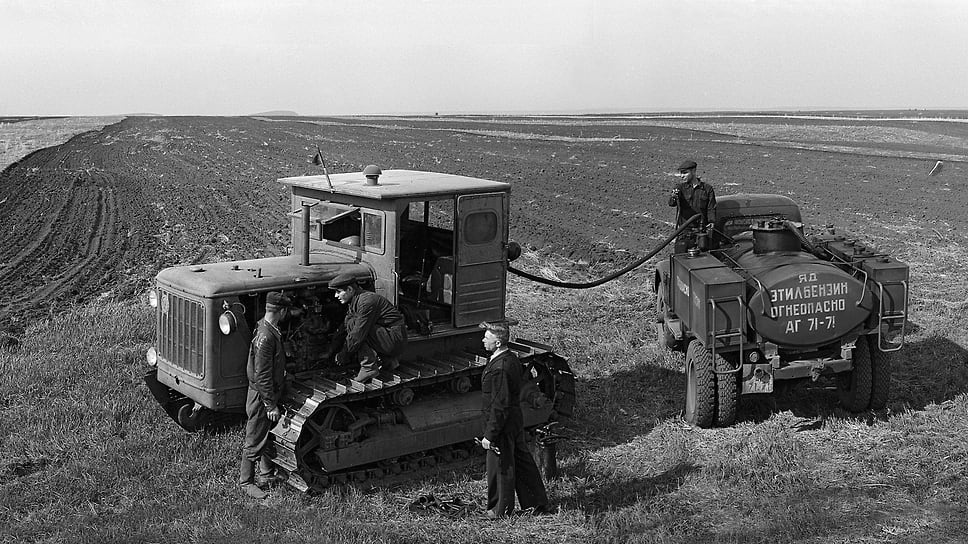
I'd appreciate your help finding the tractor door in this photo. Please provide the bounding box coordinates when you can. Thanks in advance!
[453,192,507,327]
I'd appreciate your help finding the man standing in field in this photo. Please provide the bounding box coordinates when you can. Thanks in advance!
[479,321,549,519]
[328,273,408,383]
[239,291,291,499]
[669,159,717,251]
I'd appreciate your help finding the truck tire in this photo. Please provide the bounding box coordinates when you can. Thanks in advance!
[655,281,682,351]
[838,339,873,412]
[656,282,669,324]
[867,335,892,410]
[715,356,739,427]
[684,339,716,428]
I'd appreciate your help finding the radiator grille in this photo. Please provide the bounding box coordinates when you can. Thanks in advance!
[158,289,205,378]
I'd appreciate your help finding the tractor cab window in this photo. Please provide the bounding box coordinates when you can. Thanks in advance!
[320,205,361,245]
[463,211,498,244]
[305,202,385,254]
[361,211,384,253]
[398,198,455,329]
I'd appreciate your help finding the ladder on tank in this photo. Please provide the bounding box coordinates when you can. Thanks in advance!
[874,279,908,352]
[708,296,745,374]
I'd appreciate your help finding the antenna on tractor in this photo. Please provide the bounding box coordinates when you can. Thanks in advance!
[312,144,334,190]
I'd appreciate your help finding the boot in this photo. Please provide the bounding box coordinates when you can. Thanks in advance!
[383,356,400,372]
[353,367,379,383]
[354,348,381,383]
[257,457,285,487]
[241,482,268,499]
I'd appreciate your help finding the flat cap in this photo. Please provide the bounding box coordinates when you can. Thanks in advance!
[265,291,292,309]
[677,160,698,172]
[328,272,359,289]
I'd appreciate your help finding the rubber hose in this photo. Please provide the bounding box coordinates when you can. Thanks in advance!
[782,220,826,259]
[508,214,701,289]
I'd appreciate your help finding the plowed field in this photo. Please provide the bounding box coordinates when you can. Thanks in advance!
[1,114,966,327]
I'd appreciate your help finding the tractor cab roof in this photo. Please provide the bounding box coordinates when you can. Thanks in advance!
[279,169,510,202]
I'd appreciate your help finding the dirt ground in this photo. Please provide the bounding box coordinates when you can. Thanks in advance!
[0,114,965,327]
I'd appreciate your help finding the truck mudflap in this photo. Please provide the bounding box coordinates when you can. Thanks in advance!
[268,341,574,492]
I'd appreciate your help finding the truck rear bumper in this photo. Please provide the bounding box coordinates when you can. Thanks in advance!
[773,358,852,381]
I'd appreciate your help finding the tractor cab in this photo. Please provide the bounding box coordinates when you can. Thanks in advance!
[280,167,511,337]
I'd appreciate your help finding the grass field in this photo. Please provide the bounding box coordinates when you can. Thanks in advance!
[1,114,967,543]
[0,116,123,171]
[1,250,965,543]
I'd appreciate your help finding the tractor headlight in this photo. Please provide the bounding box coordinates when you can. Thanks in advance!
[747,350,761,363]
[147,289,158,308]
[218,311,237,335]
[146,347,158,367]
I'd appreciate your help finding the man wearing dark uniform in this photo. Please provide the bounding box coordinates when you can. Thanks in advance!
[239,291,290,499]
[668,159,717,253]
[479,321,549,519]
[328,273,408,383]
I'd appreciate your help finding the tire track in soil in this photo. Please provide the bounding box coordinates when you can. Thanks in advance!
[0,173,82,284]
[0,161,124,320]
[23,173,121,306]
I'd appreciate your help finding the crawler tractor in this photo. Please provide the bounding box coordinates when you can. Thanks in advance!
[144,166,575,491]
[654,194,908,427]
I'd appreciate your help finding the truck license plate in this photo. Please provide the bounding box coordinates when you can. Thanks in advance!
[742,365,774,394]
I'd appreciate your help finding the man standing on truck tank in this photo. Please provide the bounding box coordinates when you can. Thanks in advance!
[239,291,291,499]
[479,321,549,519]
[328,273,408,383]
[669,159,717,251]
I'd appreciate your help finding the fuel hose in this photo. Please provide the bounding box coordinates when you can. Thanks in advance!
[508,214,700,289]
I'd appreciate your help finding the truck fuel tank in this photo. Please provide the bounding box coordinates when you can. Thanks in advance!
[671,252,745,349]
[737,252,873,347]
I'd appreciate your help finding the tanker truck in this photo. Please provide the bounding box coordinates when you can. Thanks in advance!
[143,166,575,491]
[654,194,908,427]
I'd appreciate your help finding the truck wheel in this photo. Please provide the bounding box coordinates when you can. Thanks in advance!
[656,282,669,323]
[684,339,716,428]
[838,339,873,412]
[867,335,892,410]
[715,356,739,427]
[655,283,681,351]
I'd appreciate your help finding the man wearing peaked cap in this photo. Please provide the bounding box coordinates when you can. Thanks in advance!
[327,273,358,290]
[239,291,291,499]
[264,291,292,311]
[668,159,717,252]
[678,159,698,171]
[328,273,408,383]
[478,321,549,518]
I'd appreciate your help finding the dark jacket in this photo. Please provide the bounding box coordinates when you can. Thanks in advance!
[247,319,287,411]
[669,179,717,229]
[342,290,406,354]
[481,349,524,443]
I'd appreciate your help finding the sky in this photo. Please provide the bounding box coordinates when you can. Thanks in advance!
[2,0,967,116]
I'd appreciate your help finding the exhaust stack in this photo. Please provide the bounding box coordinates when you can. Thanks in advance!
[301,202,311,266]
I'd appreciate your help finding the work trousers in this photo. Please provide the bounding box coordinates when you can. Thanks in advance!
[354,323,407,374]
[238,387,274,485]
[485,429,548,516]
